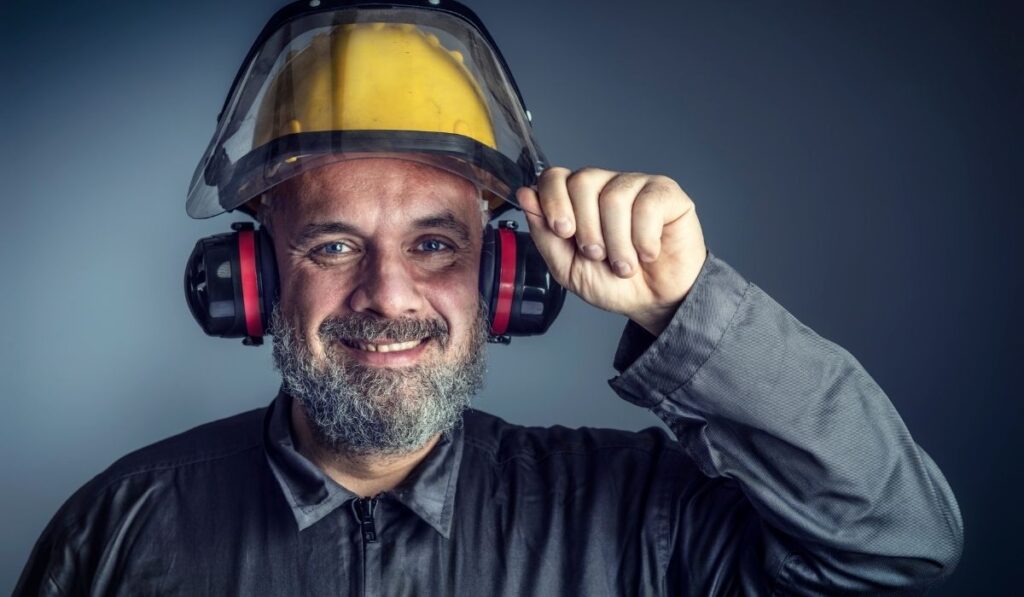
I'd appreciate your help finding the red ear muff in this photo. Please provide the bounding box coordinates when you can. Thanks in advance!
[184,222,278,345]
[186,219,563,346]
[490,225,518,336]
[237,227,264,338]
[479,220,566,343]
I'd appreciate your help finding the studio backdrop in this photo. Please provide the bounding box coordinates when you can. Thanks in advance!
[1,1,1019,594]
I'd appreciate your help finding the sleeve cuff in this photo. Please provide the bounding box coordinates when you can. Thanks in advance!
[607,251,750,407]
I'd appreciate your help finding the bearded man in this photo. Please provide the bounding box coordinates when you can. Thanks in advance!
[16,1,962,595]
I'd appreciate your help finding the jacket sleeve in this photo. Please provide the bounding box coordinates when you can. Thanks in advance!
[607,251,963,595]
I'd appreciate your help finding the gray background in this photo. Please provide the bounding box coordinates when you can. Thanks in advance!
[2,0,1019,593]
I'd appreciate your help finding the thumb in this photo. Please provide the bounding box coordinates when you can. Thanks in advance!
[515,186,575,282]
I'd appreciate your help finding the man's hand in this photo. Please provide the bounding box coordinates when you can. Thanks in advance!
[516,167,707,336]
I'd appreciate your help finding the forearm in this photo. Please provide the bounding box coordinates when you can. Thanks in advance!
[608,252,963,593]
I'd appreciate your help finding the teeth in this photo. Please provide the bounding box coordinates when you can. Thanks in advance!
[351,339,423,353]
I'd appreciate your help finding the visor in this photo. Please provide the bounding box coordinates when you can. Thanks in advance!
[186,0,547,219]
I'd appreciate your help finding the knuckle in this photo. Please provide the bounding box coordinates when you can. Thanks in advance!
[575,165,606,178]
[647,174,678,192]
[643,179,673,200]
[603,172,642,195]
[598,173,649,208]
[637,183,679,209]
[653,176,693,207]
[597,191,627,211]
[565,175,587,198]
[633,191,661,213]
[598,184,634,210]
[566,166,604,190]
[672,188,696,213]
[652,174,677,187]
[541,166,571,181]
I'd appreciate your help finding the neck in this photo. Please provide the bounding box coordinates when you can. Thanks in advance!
[290,398,440,498]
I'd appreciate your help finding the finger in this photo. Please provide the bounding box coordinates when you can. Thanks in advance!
[516,186,575,279]
[535,167,576,239]
[598,174,647,277]
[566,167,618,261]
[632,182,667,263]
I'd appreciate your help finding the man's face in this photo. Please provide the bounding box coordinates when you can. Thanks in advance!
[264,157,490,455]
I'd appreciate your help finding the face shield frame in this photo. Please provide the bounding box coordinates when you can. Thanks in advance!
[188,0,547,219]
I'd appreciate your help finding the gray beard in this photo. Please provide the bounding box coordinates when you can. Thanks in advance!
[269,300,489,457]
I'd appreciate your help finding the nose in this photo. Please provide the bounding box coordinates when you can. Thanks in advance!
[347,247,426,319]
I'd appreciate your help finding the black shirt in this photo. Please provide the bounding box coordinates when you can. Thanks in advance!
[16,254,963,595]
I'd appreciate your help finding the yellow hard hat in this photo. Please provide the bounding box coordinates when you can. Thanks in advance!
[253,23,496,151]
[188,2,545,220]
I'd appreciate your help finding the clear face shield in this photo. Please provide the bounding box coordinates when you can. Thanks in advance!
[186,2,547,220]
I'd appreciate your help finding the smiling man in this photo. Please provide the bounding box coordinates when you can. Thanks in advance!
[265,158,491,496]
[16,1,962,595]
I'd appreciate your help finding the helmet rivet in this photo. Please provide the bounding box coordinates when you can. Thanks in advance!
[309,0,321,6]
[428,0,440,5]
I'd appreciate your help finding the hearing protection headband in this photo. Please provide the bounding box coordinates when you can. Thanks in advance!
[184,0,563,343]
[185,221,565,345]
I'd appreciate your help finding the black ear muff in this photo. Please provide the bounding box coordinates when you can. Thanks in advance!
[184,222,278,345]
[480,220,566,343]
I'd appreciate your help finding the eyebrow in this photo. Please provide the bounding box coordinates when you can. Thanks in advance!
[293,221,363,248]
[293,210,472,247]
[412,210,471,244]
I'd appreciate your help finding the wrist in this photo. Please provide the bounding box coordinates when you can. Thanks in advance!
[628,302,680,337]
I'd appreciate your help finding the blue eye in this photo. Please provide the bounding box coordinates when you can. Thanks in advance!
[320,242,349,255]
[418,239,452,253]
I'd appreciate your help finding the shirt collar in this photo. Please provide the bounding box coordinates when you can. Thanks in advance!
[263,390,463,538]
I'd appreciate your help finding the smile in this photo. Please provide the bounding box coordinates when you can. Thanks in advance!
[342,338,426,353]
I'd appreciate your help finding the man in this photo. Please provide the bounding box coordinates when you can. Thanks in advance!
[17,1,962,595]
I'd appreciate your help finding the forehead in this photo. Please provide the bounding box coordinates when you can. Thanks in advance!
[266,158,482,229]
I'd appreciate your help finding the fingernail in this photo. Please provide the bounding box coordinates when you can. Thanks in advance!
[581,244,605,260]
[552,218,572,236]
[612,260,632,276]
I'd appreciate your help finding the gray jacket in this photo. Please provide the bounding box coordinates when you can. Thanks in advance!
[16,252,962,595]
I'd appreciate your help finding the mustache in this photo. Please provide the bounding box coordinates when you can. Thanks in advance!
[319,313,450,346]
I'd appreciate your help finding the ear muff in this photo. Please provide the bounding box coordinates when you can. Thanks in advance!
[184,222,277,346]
[480,220,565,343]
[185,219,564,345]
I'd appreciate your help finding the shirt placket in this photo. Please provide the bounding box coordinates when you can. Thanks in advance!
[351,496,383,596]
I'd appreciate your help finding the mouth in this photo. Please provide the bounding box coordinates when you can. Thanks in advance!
[340,337,430,353]
[335,337,433,366]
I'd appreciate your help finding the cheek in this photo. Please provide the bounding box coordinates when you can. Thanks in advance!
[278,267,351,339]
[424,268,481,341]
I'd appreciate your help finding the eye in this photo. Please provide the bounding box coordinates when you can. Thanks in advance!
[416,238,454,253]
[310,241,354,259]
[322,242,350,254]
